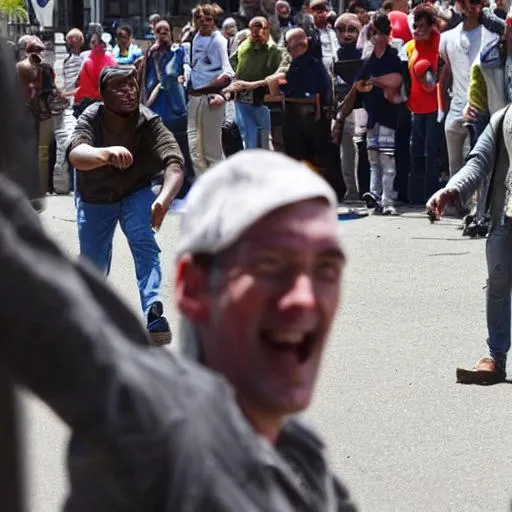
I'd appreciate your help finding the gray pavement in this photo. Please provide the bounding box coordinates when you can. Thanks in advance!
[20,196,512,511]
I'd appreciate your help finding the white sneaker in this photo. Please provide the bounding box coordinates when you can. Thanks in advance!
[382,205,398,216]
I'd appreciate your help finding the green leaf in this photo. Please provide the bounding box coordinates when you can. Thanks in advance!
[0,0,28,22]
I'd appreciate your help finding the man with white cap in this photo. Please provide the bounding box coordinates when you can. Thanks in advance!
[0,150,356,510]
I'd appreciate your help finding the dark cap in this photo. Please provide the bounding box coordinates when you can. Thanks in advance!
[98,65,137,95]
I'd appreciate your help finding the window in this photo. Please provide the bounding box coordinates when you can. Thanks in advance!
[128,0,142,16]
[105,1,121,16]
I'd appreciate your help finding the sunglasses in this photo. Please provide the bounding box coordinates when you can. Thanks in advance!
[311,5,328,12]
[336,25,358,33]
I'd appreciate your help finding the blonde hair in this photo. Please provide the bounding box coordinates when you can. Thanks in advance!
[195,2,224,19]
[66,28,84,44]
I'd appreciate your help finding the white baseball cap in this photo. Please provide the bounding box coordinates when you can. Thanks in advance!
[176,150,337,259]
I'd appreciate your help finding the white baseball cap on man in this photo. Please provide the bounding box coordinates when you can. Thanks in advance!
[176,150,337,260]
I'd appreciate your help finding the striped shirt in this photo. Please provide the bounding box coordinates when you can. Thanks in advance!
[62,52,85,92]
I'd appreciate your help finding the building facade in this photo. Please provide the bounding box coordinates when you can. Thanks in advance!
[54,0,240,37]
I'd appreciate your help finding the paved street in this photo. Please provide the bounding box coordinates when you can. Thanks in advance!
[20,195,512,511]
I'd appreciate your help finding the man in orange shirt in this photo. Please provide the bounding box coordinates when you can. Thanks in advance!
[404,5,440,204]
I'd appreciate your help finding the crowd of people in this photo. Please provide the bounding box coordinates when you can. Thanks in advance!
[9,0,512,393]
[12,0,512,223]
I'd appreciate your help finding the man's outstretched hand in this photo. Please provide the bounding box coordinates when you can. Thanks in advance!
[426,187,460,220]
[151,198,169,232]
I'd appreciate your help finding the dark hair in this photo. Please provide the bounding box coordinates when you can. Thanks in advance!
[327,11,337,25]
[381,0,394,12]
[413,4,436,25]
[371,11,391,35]
[117,25,133,37]
[348,0,371,12]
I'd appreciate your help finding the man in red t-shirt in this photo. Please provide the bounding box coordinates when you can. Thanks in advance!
[404,5,440,204]
[74,31,117,118]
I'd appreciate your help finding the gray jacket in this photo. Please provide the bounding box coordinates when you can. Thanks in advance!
[0,175,356,512]
[447,105,510,231]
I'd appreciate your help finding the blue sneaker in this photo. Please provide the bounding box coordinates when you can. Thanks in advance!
[147,301,172,345]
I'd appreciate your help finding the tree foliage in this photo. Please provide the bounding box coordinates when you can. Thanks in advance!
[0,0,28,23]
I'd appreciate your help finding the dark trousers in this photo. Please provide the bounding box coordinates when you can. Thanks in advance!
[465,114,489,148]
[166,119,195,199]
[354,132,370,198]
[283,105,346,202]
[408,112,441,205]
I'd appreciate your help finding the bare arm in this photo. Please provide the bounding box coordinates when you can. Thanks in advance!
[147,118,184,230]
[69,144,134,171]
[151,164,183,231]
[69,144,109,170]
[437,58,452,113]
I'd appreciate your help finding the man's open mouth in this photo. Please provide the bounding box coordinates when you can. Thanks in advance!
[260,330,316,363]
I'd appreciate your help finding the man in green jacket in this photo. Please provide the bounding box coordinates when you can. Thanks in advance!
[228,16,283,148]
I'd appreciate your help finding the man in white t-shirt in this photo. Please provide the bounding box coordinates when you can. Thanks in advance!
[188,3,234,176]
[438,0,492,182]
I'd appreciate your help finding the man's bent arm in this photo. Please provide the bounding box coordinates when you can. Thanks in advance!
[0,174,172,505]
[157,163,183,210]
[148,117,184,209]
[69,143,110,170]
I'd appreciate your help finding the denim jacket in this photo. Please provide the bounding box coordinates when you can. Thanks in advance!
[143,44,187,129]
[447,105,510,230]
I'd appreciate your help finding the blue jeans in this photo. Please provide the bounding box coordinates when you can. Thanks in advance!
[235,102,271,149]
[486,220,512,371]
[76,186,162,316]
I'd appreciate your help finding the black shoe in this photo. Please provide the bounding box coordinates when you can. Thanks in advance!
[462,222,478,238]
[362,192,379,209]
[476,222,489,237]
[147,301,172,345]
